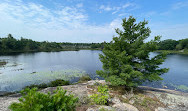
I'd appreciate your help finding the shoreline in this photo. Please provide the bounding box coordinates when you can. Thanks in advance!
[1,80,188,111]
[155,50,188,55]
[1,83,188,97]
[0,48,101,55]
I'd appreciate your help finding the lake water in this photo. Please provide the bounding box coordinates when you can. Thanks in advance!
[0,50,188,92]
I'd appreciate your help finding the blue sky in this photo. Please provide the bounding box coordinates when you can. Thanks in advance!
[0,0,188,42]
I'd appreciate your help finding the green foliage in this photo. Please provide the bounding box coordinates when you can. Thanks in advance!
[158,38,188,51]
[97,16,169,87]
[158,39,178,50]
[90,85,109,105]
[78,75,92,83]
[48,79,70,87]
[24,83,48,89]
[178,38,188,50]
[24,79,69,90]
[9,87,78,111]
[0,34,106,54]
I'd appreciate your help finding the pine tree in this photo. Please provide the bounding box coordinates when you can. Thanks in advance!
[97,16,169,87]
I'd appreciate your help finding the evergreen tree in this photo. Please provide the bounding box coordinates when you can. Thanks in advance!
[97,16,169,87]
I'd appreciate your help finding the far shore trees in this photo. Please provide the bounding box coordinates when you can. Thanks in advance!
[97,16,169,87]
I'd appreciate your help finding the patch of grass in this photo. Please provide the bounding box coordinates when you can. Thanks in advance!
[133,94,165,111]
[108,85,165,111]
[78,75,91,83]
[24,83,48,89]
[48,79,70,87]
[24,79,70,90]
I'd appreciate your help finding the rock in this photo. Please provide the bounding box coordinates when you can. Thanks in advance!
[156,107,168,111]
[113,103,139,111]
[99,106,115,111]
[87,80,106,86]
[111,97,121,104]
[129,99,135,104]
[86,108,96,111]
[122,94,127,99]
[0,97,19,111]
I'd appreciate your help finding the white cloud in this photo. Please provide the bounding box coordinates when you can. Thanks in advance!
[122,3,132,9]
[99,5,112,11]
[76,3,83,8]
[172,1,188,10]
[99,2,136,15]
[0,0,118,42]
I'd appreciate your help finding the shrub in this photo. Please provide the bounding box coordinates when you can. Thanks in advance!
[90,85,109,105]
[9,87,78,111]
[23,79,69,90]
[24,83,48,89]
[48,79,70,87]
[78,75,91,83]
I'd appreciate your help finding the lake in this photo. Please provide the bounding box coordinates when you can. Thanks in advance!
[0,50,188,92]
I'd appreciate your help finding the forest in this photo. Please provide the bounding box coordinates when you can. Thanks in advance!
[0,34,187,54]
[158,38,188,50]
[0,34,104,54]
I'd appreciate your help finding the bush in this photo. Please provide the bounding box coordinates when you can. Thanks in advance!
[9,87,78,111]
[78,75,91,83]
[24,79,69,90]
[24,83,48,89]
[90,85,109,105]
[48,79,70,87]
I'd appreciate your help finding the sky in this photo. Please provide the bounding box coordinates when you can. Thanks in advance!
[0,0,188,43]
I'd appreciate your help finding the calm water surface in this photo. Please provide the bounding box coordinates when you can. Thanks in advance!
[0,50,188,92]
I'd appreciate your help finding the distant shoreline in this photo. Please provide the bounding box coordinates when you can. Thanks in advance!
[0,48,101,55]
[155,50,188,55]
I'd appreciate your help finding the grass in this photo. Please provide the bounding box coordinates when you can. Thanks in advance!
[24,79,70,90]
[78,75,92,83]
[108,85,165,111]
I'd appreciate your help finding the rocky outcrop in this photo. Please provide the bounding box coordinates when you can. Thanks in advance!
[0,80,188,111]
[139,86,188,111]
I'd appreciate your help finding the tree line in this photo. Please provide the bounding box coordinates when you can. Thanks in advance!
[158,38,188,50]
[0,34,187,55]
[0,34,105,54]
